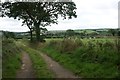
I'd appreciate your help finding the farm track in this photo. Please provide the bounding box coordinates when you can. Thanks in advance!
[16,51,36,79]
[39,52,79,78]
[16,42,79,78]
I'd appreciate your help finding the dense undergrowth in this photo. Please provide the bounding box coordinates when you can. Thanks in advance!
[2,39,21,78]
[41,38,120,78]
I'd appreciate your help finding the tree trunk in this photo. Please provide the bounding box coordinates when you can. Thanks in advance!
[26,21,33,42]
[35,23,40,41]
[30,30,33,42]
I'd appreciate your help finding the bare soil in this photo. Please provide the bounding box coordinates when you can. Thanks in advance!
[40,53,79,78]
[16,52,35,78]
[16,49,79,79]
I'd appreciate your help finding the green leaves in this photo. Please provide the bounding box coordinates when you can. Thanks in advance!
[2,2,77,41]
[2,2,77,24]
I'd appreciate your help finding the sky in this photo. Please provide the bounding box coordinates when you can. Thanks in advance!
[0,0,119,32]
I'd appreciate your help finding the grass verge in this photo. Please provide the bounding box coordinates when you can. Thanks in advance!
[2,39,21,78]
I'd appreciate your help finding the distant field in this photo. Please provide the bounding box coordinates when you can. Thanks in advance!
[45,37,116,43]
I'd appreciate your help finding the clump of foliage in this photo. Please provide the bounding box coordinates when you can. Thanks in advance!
[47,39,83,54]
[3,31,15,39]
[66,29,76,37]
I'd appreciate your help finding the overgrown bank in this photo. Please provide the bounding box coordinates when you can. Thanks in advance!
[41,38,120,78]
[2,39,21,78]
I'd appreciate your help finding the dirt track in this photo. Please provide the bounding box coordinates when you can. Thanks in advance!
[16,52,35,78]
[16,46,79,78]
[40,53,79,78]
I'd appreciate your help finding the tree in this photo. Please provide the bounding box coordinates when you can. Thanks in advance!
[66,29,75,37]
[2,2,77,42]
[117,29,120,36]
[21,18,34,41]
[3,31,15,39]
[108,29,116,36]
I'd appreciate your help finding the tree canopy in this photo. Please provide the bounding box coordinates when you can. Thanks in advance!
[2,2,77,42]
[108,29,117,36]
[3,31,15,39]
[66,29,75,37]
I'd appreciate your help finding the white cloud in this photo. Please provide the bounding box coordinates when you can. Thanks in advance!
[0,17,29,32]
[0,0,119,32]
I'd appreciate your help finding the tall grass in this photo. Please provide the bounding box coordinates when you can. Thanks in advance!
[41,38,119,78]
[2,39,21,78]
